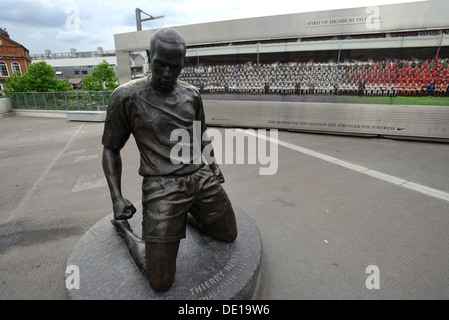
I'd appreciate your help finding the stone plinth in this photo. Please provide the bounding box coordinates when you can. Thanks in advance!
[66,204,262,300]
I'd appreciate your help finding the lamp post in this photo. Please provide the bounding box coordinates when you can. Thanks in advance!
[136,8,164,31]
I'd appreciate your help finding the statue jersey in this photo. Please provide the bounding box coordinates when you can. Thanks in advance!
[102,76,207,176]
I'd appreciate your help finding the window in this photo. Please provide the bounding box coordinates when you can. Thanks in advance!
[82,70,88,75]
[0,61,9,77]
[11,62,21,74]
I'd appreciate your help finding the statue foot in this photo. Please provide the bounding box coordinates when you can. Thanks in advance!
[111,219,146,275]
[111,219,132,239]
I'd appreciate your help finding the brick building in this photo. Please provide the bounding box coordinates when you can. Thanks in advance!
[0,28,31,92]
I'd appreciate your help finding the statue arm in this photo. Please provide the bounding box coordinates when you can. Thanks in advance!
[102,87,135,220]
[103,146,136,220]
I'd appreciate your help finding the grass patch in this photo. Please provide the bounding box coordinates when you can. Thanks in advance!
[337,96,449,106]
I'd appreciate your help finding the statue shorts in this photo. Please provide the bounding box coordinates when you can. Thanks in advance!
[141,164,233,243]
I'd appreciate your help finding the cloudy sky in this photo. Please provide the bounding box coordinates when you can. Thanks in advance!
[0,0,425,54]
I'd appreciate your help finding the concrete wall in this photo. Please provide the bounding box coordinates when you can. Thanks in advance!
[11,109,67,118]
[203,100,449,142]
[0,97,12,117]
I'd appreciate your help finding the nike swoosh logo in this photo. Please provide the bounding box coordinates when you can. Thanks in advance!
[397,127,406,131]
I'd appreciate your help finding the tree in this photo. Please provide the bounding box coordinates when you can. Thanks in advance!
[82,60,119,91]
[5,61,69,92]
[5,72,28,92]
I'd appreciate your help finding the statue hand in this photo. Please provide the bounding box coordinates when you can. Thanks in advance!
[113,196,136,220]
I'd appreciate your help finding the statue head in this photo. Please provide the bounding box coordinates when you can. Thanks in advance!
[148,28,186,93]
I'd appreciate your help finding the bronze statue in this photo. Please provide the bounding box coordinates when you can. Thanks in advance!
[102,28,237,292]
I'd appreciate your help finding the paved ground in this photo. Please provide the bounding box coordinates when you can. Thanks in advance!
[1,115,448,300]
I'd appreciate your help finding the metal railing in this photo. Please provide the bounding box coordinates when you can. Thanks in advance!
[8,91,113,111]
[31,50,116,60]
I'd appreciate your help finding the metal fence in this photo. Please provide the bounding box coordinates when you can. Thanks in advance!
[8,91,113,111]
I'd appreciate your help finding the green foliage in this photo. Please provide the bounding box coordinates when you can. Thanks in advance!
[82,60,119,91]
[5,61,69,92]
[5,72,28,92]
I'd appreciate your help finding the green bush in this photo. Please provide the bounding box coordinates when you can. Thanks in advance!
[5,61,69,93]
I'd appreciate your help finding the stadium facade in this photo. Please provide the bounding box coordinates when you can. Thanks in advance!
[114,0,448,98]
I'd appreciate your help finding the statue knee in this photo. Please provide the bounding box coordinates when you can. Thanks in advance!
[145,241,180,292]
[147,272,175,292]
